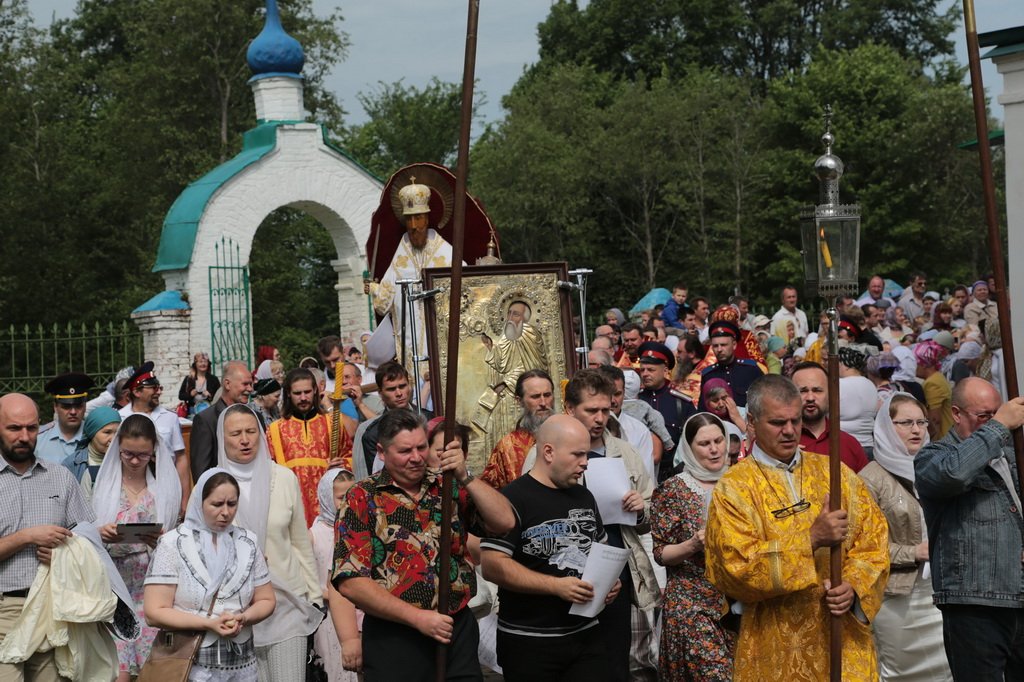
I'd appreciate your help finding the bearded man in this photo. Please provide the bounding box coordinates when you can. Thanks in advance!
[475,300,549,458]
[267,367,355,526]
[480,369,555,491]
[366,178,456,366]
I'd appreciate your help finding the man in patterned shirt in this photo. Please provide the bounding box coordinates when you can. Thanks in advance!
[332,409,513,679]
[0,393,94,680]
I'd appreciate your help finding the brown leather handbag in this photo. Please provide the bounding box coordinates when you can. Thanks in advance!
[136,589,219,682]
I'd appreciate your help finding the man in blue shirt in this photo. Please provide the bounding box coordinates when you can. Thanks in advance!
[35,373,93,464]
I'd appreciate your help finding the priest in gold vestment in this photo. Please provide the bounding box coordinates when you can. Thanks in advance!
[705,374,889,682]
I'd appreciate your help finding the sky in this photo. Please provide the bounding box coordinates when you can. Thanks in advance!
[22,0,1024,127]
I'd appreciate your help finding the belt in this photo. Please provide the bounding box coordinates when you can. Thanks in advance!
[1,589,28,598]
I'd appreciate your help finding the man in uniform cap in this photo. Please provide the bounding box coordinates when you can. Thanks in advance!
[636,341,696,482]
[118,361,189,515]
[699,320,765,412]
[35,372,94,464]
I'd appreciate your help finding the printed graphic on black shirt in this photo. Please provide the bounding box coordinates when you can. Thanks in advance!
[520,508,599,576]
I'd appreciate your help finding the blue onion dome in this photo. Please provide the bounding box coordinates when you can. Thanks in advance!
[247,0,305,80]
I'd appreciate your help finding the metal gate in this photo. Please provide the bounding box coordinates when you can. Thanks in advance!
[208,237,252,371]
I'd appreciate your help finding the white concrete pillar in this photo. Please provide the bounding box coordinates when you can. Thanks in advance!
[251,76,305,122]
[995,53,1024,392]
[333,257,373,344]
[131,307,192,409]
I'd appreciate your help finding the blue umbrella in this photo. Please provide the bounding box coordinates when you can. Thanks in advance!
[859,278,904,301]
[629,288,672,317]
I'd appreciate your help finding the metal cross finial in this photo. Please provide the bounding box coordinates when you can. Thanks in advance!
[821,104,835,154]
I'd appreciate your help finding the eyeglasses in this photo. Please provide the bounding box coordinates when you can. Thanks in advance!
[771,500,811,519]
[892,419,930,429]
[958,409,995,423]
[120,450,154,461]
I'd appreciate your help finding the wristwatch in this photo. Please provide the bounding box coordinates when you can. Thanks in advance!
[458,468,476,487]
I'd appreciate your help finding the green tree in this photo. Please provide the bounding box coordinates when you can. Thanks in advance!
[342,77,484,178]
[535,0,958,83]
[472,43,988,314]
[0,0,349,324]
[472,65,768,309]
[756,44,983,299]
[249,208,339,366]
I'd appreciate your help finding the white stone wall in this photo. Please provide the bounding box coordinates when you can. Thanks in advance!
[252,76,305,122]
[131,308,192,409]
[996,54,1024,392]
[163,121,382,357]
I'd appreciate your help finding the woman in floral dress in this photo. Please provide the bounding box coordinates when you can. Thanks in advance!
[650,412,735,681]
[93,413,182,681]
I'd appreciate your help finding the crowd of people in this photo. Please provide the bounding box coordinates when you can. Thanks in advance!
[0,265,1020,682]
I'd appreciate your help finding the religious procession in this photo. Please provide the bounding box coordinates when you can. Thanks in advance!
[4,0,1024,681]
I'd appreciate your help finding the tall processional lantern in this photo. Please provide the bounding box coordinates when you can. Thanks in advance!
[798,104,860,682]
[800,105,861,300]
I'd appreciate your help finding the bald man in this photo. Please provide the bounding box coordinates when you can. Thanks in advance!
[916,377,1024,680]
[0,394,94,680]
[481,415,620,681]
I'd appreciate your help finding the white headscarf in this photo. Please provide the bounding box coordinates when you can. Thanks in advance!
[623,370,641,400]
[216,405,327,646]
[872,392,929,485]
[255,360,274,381]
[676,412,731,483]
[185,467,239,605]
[892,345,918,383]
[92,413,181,532]
[315,468,349,528]
[216,404,272,549]
[723,420,745,448]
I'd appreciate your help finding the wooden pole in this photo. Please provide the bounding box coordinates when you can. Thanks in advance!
[962,0,1024,483]
[826,302,843,682]
[436,1,480,679]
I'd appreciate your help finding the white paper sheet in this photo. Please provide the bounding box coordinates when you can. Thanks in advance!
[476,612,502,674]
[568,542,631,618]
[366,314,396,370]
[584,458,637,526]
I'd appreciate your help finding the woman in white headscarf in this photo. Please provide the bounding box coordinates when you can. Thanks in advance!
[143,468,275,681]
[93,413,181,681]
[216,404,323,681]
[650,413,734,681]
[859,394,952,682]
[309,469,361,680]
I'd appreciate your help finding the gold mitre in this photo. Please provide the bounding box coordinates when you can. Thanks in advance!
[398,177,432,216]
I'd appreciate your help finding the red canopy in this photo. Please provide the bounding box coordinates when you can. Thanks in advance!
[365,162,499,283]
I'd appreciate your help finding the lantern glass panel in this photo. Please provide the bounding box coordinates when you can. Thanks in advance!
[815,217,859,284]
[799,216,821,294]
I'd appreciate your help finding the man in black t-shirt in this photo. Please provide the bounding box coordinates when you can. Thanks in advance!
[481,415,621,682]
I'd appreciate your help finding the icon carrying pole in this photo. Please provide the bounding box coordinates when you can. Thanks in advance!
[826,300,843,682]
[963,0,1024,487]
[436,1,480,680]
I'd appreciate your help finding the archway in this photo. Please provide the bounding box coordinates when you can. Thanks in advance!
[134,2,382,390]
[249,206,373,367]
